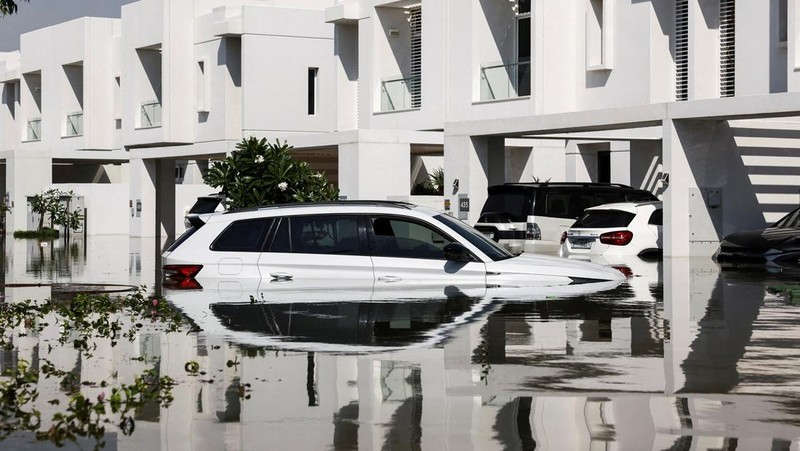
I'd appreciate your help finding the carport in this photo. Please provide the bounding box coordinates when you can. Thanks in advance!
[444,91,800,257]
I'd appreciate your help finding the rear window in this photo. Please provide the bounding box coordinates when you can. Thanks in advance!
[573,210,635,228]
[211,218,272,252]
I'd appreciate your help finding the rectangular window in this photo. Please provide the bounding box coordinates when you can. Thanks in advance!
[720,0,735,97]
[307,67,318,115]
[409,8,422,109]
[675,0,689,101]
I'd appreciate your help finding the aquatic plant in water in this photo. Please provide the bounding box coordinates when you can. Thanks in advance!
[0,288,184,449]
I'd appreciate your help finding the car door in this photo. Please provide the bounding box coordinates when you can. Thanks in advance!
[367,215,486,288]
[257,214,375,294]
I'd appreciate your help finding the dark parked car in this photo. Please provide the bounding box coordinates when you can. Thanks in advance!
[714,206,800,265]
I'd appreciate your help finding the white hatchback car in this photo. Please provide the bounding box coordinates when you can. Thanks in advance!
[162,201,624,290]
[559,201,662,259]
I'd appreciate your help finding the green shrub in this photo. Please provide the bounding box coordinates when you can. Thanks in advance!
[203,137,339,209]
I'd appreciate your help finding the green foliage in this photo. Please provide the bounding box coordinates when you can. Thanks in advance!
[0,288,184,356]
[28,189,83,234]
[0,0,28,16]
[410,167,444,196]
[0,288,183,450]
[203,137,339,209]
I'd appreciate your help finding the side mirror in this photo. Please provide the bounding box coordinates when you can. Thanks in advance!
[443,243,473,262]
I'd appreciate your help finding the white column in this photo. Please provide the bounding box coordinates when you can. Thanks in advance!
[662,119,697,257]
[610,140,631,185]
[129,157,156,238]
[6,150,51,236]
[444,134,491,224]
[337,134,410,200]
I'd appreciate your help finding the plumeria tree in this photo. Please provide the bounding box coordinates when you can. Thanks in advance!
[203,137,339,209]
[0,0,27,15]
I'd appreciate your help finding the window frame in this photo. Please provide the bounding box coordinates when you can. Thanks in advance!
[366,214,464,261]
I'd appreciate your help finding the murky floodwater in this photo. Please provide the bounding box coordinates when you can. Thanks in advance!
[2,235,800,450]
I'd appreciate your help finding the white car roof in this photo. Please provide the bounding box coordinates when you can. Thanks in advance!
[584,200,662,214]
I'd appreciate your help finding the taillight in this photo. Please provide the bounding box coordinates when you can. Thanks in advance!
[163,265,203,290]
[599,230,633,246]
[560,231,567,244]
[526,223,541,240]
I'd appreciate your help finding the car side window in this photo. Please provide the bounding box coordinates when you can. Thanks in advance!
[543,192,573,219]
[648,209,663,226]
[211,218,272,252]
[370,216,452,259]
[268,215,360,255]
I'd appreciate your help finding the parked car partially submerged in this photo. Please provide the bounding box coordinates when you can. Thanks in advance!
[560,201,662,259]
[475,183,658,254]
[715,206,800,266]
[163,201,624,291]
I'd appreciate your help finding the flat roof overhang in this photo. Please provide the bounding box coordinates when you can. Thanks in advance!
[446,92,800,139]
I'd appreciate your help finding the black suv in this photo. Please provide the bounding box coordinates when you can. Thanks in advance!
[474,183,658,254]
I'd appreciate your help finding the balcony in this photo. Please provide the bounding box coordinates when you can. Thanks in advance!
[479,61,531,101]
[139,100,162,128]
[380,76,420,112]
[65,111,83,137]
[26,117,41,141]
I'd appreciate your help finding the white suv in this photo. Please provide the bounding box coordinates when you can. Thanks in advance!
[560,201,663,258]
[162,201,624,290]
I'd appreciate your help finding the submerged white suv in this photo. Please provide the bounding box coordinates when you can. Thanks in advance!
[162,201,624,290]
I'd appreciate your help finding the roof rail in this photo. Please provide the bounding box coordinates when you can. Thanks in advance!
[225,200,416,214]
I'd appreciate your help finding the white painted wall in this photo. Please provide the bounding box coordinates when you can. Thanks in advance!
[56,183,129,235]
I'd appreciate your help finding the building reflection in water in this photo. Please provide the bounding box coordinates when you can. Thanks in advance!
[3,234,800,450]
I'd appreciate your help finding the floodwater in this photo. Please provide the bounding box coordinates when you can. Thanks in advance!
[2,235,800,450]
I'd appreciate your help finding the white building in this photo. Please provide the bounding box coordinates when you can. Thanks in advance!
[1,0,800,257]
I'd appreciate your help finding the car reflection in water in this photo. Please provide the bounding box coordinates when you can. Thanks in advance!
[164,277,623,353]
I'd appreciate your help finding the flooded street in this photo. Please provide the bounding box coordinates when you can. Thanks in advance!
[2,236,800,450]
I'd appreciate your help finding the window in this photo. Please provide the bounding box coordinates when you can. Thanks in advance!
[308,67,318,115]
[516,0,531,96]
[720,0,735,97]
[573,210,635,228]
[211,219,272,252]
[648,209,663,226]
[269,215,361,255]
[675,0,689,101]
[409,8,422,108]
[369,216,452,260]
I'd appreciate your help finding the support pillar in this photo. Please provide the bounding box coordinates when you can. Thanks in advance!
[337,133,410,200]
[444,135,501,224]
[6,150,51,235]
[609,141,631,185]
[662,119,697,257]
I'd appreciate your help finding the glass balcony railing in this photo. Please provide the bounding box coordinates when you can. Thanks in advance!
[479,61,531,101]
[140,100,162,128]
[380,76,421,112]
[65,111,83,137]
[26,118,41,141]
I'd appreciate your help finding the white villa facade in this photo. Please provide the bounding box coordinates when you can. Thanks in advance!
[1,0,799,257]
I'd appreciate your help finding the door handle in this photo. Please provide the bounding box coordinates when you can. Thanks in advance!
[270,272,293,281]
[377,275,401,283]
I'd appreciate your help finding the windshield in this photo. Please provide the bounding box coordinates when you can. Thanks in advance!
[434,213,514,261]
